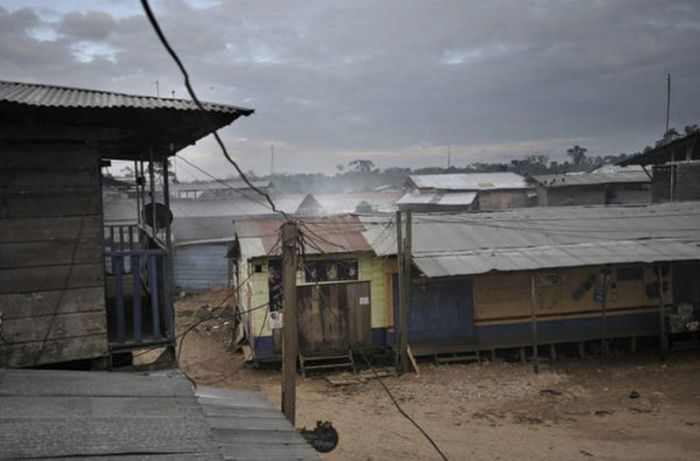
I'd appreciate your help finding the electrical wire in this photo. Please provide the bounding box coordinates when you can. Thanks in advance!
[140,0,289,220]
[357,351,449,461]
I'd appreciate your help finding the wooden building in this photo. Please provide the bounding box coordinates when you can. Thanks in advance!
[530,171,651,206]
[397,172,534,212]
[229,215,389,362]
[361,203,700,358]
[618,132,700,203]
[0,80,252,367]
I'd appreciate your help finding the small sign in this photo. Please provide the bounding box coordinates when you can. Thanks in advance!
[359,296,370,305]
[269,311,283,329]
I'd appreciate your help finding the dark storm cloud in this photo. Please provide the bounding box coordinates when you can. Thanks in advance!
[1,1,699,174]
[58,10,116,41]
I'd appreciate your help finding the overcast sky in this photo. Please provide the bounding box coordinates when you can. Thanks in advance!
[2,0,699,177]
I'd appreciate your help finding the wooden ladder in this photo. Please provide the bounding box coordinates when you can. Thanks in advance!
[299,349,356,378]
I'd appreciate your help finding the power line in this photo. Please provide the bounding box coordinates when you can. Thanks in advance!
[140,0,289,220]
[358,350,449,460]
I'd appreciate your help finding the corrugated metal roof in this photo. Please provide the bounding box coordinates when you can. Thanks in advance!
[235,215,370,259]
[413,239,700,277]
[396,191,477,206]
[173,216,234,246]
[437,192,478,205]
[0,80,254,115]
[0,369,318,461]
[408,172,530,191]
[361,202,700,274]
[531,171,650,187]
[618,132,700,166]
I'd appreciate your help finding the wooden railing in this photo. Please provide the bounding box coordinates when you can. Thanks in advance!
[104,225,174,348]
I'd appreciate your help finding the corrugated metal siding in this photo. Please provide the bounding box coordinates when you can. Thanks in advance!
[174,244,229,292]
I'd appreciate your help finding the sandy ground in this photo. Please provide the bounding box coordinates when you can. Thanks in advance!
[150,289,700,461]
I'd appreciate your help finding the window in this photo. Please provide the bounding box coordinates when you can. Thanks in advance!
[304,259,358,283]
[617,266,643,281]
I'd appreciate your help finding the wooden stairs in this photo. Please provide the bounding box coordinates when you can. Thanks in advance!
[299,350,356,378]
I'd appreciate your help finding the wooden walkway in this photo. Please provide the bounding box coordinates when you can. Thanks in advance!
[0,368,319,461]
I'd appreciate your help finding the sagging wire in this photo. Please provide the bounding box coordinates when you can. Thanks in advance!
[140,0,289,220]
[358,350,450,461]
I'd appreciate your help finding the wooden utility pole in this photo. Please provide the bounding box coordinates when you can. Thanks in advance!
[281,221,299,424]
[395,211,406,373]
[402,210,413,374]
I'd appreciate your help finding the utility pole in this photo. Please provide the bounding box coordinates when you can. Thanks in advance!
[395,211,405,373]
[447,144,451,169]
[665,73,671,134]
[395,210,412,374]
[270,145,275,179]
[281,221,299,424]
[403,210,412,374]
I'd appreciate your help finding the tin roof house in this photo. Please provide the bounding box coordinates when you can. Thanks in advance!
[618,131,700,203]
[397,172,534,212]
[361,202,700,360]
[228,215,388,368]
[0,80,253,368]
[529,171,651,206]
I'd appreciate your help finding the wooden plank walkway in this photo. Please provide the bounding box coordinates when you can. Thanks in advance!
[0,369,319,461]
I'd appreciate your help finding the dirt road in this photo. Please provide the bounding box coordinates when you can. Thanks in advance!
[171,290,700,461]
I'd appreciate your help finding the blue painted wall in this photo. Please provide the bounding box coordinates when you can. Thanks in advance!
[393,276,474,343]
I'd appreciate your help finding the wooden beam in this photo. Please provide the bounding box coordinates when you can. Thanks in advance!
[395,210,406,374]
[530,272,539,374]
[658,265,668,361]
[281,221,298,425]
[402,210,413,374]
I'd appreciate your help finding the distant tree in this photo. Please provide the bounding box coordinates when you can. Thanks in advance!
[684,124,699,135]
[336,164,345,173]
[348,159,375,173]
[656,128,681,147]
[566,145,587,166]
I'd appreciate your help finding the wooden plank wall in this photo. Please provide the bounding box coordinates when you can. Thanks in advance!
[0,145,108,367]
[474,265,671,322]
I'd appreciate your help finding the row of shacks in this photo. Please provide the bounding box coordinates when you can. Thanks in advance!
[230,202,700,361]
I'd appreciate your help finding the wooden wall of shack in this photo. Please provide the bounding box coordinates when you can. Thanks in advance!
[0,144,108,367]
[237,252,387,359]
[476,189,532,210]
[381,259,686,355]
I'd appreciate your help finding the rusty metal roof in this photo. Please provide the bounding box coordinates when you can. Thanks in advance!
[0,80,254,115]
[235,215,370,259]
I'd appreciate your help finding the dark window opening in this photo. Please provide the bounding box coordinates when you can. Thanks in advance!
[617,266,643,281]
[304,259,358,283]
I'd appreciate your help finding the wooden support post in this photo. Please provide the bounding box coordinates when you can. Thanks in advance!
[162,154,175,341]
[281,221,299,424]
[402,210,412,374]
[148,149,156,238]
[395,211,406,374]
[658,265,668,361]
[550,344,556,363]
[530,272,539,374]
[578,341,585,359]
[601,272,609,356]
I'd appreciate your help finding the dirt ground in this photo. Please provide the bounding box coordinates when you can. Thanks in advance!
[151,289,700,461]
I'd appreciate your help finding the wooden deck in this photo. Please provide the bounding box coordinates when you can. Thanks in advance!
[0,368,319,461]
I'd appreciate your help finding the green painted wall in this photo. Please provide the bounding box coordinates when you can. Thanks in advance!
[247,252,388,339]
